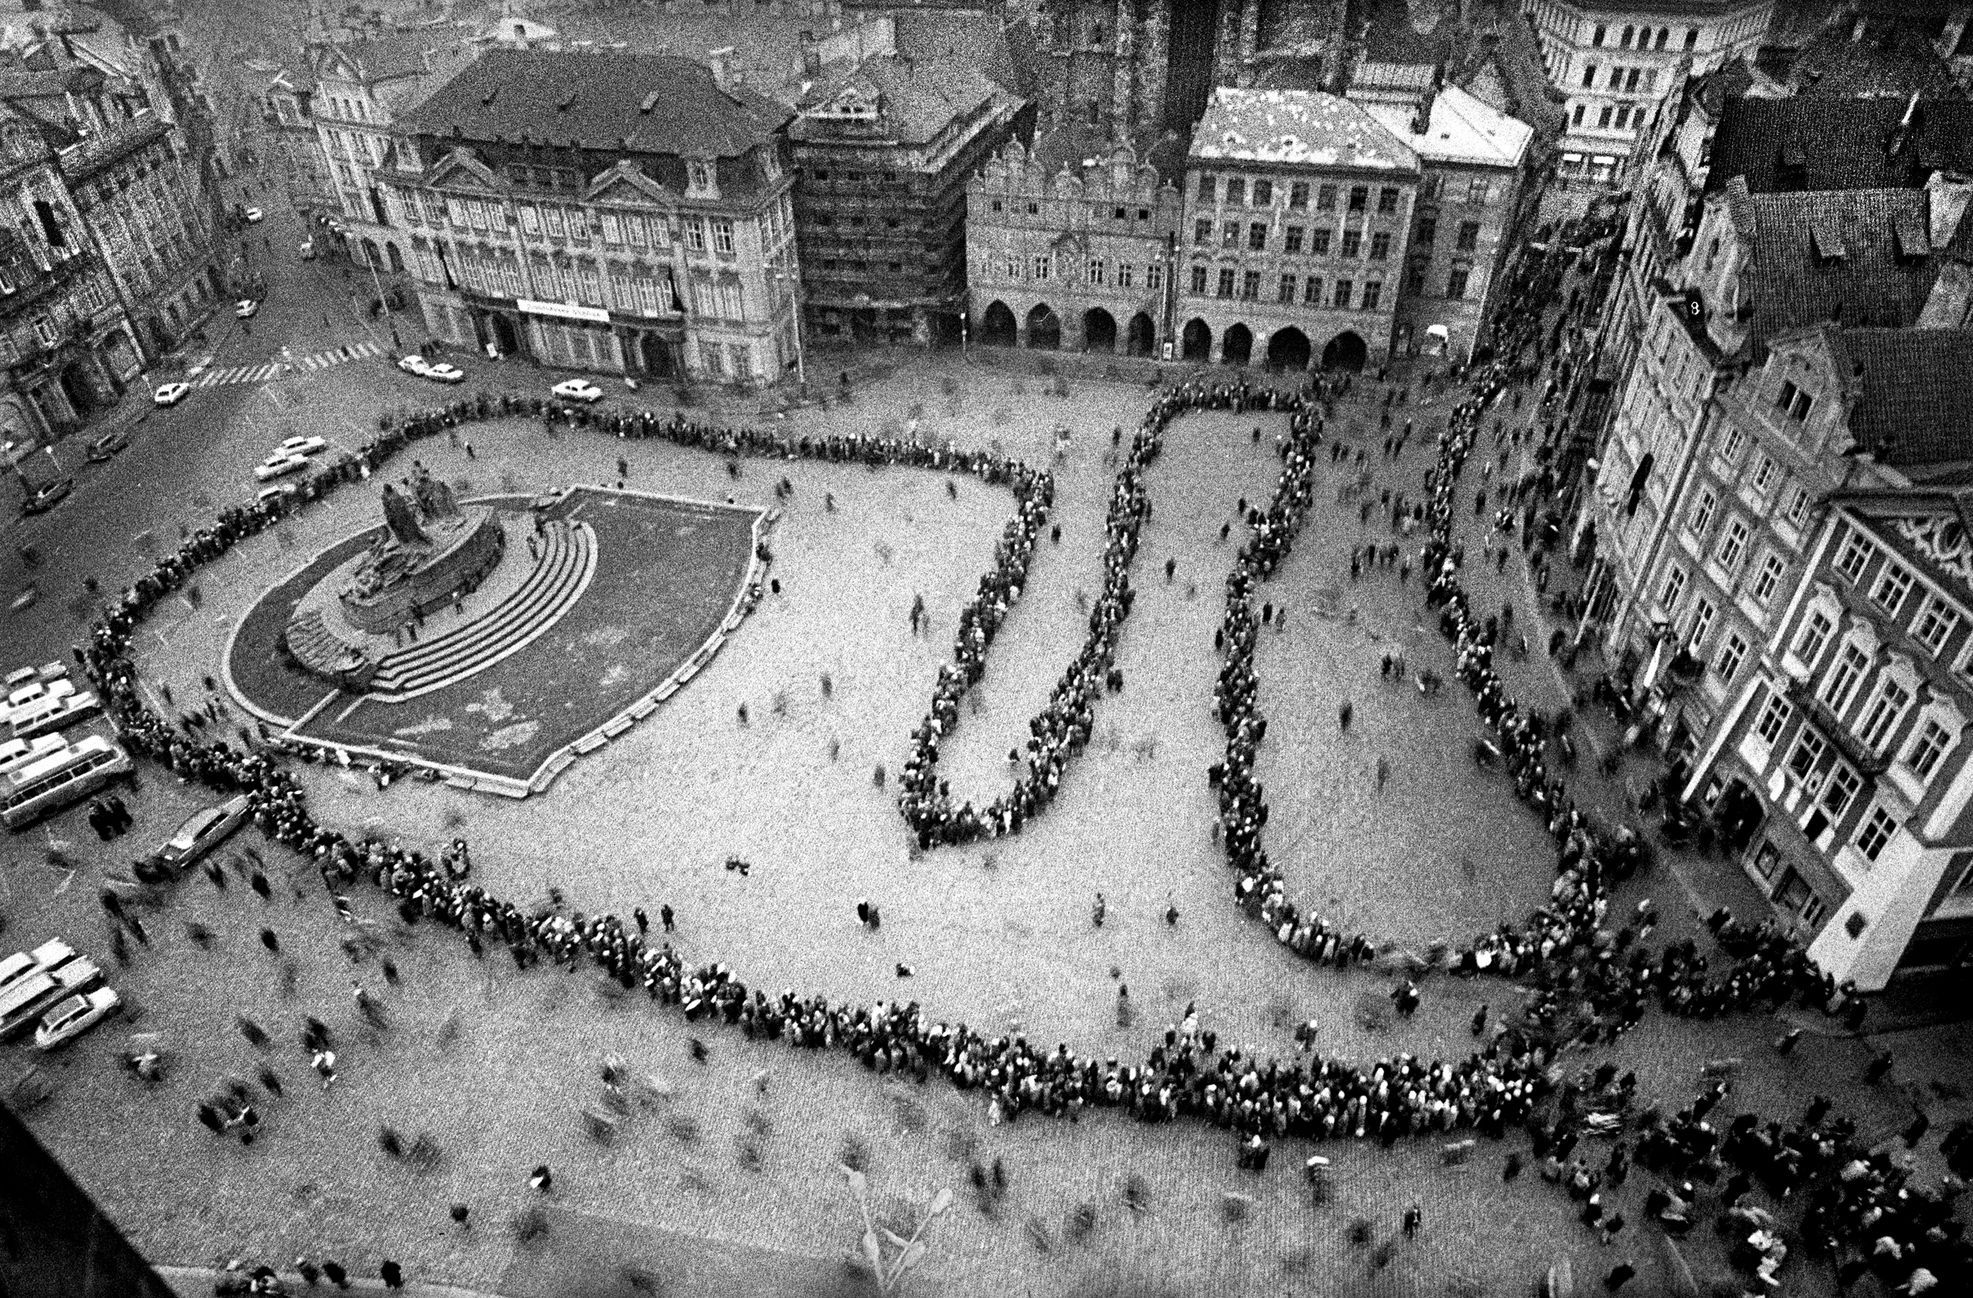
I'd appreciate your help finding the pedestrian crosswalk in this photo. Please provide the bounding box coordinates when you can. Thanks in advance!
[194,340,384,387]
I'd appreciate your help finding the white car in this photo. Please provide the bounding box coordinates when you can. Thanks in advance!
[253,452,309,482]
[277,435,327,457]
[154,794,251,871]
[397,354,432,377]
[245,207,264,223]
[235,299,259,319]
[424,362,465,385]
[154,381,192,407]
[552,379,604,404]
[34,986,119,1050]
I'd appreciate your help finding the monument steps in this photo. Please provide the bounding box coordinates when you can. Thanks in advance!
[367,520,595,698]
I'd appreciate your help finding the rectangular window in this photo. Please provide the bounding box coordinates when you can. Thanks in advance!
[1835,531,1875,583]
[1446,267,1469,299]
[1823,643,1871,714]
[1688,597,1717,649]
[684,217,705,252]
[1716,632,1748,683]
[1033,255,1052,281]
[1906,717,1954,781]
[1821,764,1862,820]
[1913,594,1960,656]
[1240,270,1261,299]
[1370,232,1391,260]
[1660,564,1687,613]
[713,220,735,255]
[1303,276,1322,305]
[625,214,646,247]
[1573,104,1586,126]
[1333,279,1352,308]
[1311,228,1332,254]
[1856,806,1898,862]
[1117,264,1133,289]
[1195,218,1212,245]
[1348,185,1368,212]
[1222,222,1240,248]
[1755,693,1793,745]
[1361,281,1382,311]
[1417,217,1437,245]
[1316,184,1337,211]
[1467,178,1490,205]
[1796,608,1834,665]
[1191,265,1208,293]
[1248,222,1268,251]
[1284,226,1304,253]
[1787,730,1827,782]
[1582,63,1598,88]
[1456,220,1481,251]
[1341,230,1361,258]
[1719,426,1746,462]
[1750,454,1777,494]
[1786,487,1813,528]
[1288,182,1309,209]
[1776,379,1813,421]
[1197,174,1215,202]
[600,213,622,245]
[1217,267,1236,298]
[1378,187,1399,214]
[1225,178,1245,207]
[1858,677,1913,752]
[1871,563,1913,616]
[1599,105,1614,128]
[1689,487,1717,537]
[1717,518,1749,573]
[1087,259,1105,285]
[1252,179,1272,207]
[1278,274,1297,304]
[1145,264,1163,292]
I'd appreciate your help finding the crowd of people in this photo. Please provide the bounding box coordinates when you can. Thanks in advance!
[65,221,1961,1297]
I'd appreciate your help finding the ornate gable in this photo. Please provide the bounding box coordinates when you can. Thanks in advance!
[581,161,675,209]
[425,148,502,192]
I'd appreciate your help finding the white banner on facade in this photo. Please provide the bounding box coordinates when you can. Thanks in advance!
[516,298,610,325]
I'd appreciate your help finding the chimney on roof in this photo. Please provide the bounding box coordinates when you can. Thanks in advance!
[799,30,820,78]
[708,46,738,95]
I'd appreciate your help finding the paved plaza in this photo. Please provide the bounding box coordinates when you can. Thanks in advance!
[4,344,1968,1298]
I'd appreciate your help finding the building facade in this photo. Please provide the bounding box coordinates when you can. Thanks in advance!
[386,48,799,386]
[264,68,335,229]
[1583,173,1973,760]
[1175,88,1420,371]
[785,17,1028,348]
[1353,82,1536,362]
[1690,479,1973,988]
[308,31,466,275]
[0,97,132,460]
[966,139,1181,356]
[1521,0,1774,185]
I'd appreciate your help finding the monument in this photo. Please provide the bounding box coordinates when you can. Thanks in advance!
[281,467,507,689]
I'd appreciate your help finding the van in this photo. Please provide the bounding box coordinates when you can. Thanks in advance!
[2,735,130,830]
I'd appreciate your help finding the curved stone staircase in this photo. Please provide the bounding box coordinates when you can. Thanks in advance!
[366,519,597,700]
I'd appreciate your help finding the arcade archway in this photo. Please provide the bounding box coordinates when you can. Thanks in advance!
[1181,317,1211,362]
[1266,327,1311,371]
[1126,312,1156,357]
[1083,307,1117,353]
[981,301,1016,346]
[1321,330,1368,371]
[1025,303,1061,350]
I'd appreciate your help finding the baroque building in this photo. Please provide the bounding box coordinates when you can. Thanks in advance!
[384,47,799,386]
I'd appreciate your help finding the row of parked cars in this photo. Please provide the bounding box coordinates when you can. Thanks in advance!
[0,940,117,1050]
[398,354,465,385]
[1,664,100,746]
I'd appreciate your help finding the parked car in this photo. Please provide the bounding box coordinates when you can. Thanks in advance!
[397,354,432,377]
[34,987,119,1050]
[244,207,264,223]
[425,362,465,385]
[235,299,259,319]
[552,379,604,404]
[153,381,192,406]
[253,453,308,482]
[0,952,101,1039]
[153,794,251,872]
[257,484,299,507]
[276,435,327,457]
[85,429,127,462]
[20,478,71,515]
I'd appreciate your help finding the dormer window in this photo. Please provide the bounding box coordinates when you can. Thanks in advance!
[1776,379,1813,422]
[686,159,716,198]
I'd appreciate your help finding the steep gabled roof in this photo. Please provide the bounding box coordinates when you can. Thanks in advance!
[1191,88,1419,173]
[398,47,789,158]
[1826,326,1973,472]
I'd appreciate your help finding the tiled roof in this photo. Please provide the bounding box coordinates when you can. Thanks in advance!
[1736,185,1967,344]
[891,11,1027,100]
[791,50,999,147]
[1190,88,1419,173]
[1785,21,1959,97]
[1825,326,1973,471]
[1704,96,1973,195]
[398,48,790,158]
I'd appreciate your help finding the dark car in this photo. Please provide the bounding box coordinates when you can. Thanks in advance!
[85,430,127,462]
[20,478,71,515]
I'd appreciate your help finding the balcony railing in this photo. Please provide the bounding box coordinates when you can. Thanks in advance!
[59,110,170,182]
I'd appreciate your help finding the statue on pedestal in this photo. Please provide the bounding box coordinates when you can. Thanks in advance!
[380,483,429,547]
